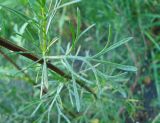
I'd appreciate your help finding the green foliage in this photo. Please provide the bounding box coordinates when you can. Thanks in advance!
[0,0,160,123]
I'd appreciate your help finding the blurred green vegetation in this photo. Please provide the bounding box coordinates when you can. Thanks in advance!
[0,0,160,123]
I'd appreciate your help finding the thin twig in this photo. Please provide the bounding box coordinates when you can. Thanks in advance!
[0,48,81,118]
[0,37,97,99]
[0,48,48,93]
[0,49,22,71]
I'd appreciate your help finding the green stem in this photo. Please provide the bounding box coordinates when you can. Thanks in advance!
[41,7,47,55]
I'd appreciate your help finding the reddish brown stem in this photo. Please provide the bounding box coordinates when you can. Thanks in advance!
[0,37,97,98]
[0,49,22,71]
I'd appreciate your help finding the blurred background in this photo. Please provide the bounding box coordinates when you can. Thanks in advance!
[0,0,160,123]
